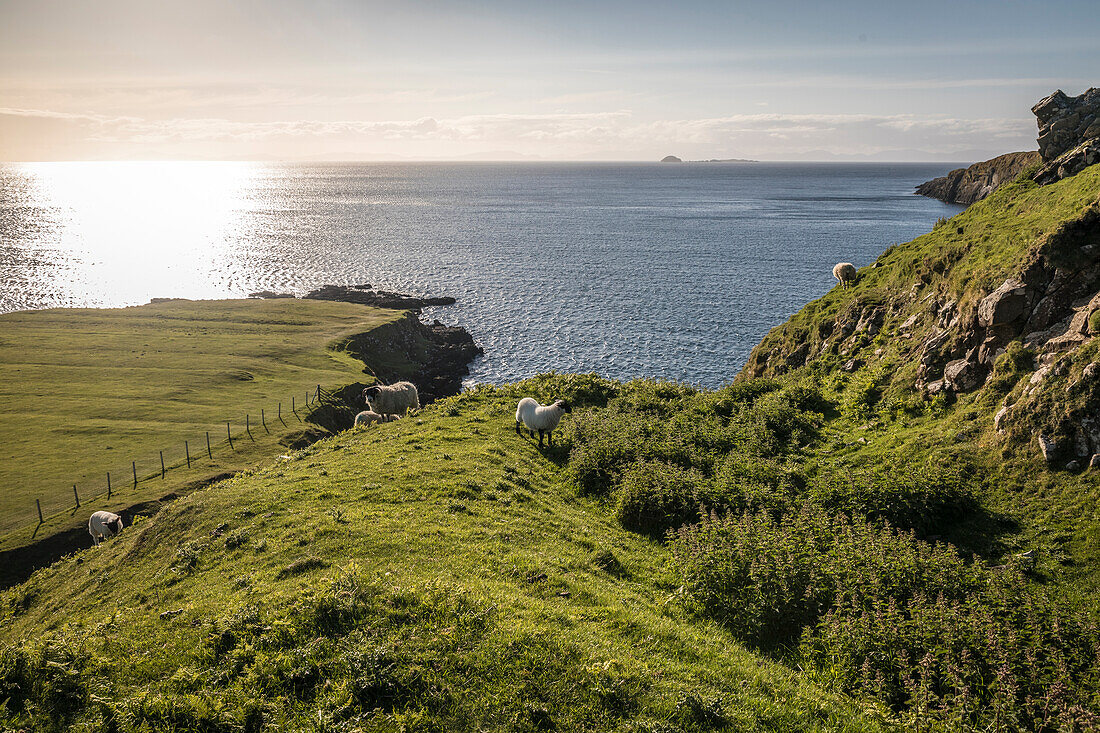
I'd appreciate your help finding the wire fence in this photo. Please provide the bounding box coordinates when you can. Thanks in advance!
[19,383,351,540]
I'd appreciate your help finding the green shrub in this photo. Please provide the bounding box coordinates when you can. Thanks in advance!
[742,386,823,456]
[614,462,708,538]
[709,454,801,514]
[513,372,619,409]
[671,504,1100,727]
[670,505,984,649]
[703,379,783,417]
[566,409,656,495]
[803,578,1100,730]
[808,460,975,534]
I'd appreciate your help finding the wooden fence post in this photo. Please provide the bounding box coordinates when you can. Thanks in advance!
[262,408,269,433]
[206,431,212,458]
[133,461,137,486]
[107,471,112,499]
[73,484,79,508]
[185,440,191,468]
[160,450,166,479]
[227,421,234,449]
[317,384,321,403]
[36,498,43,524]
[246,414,253,441]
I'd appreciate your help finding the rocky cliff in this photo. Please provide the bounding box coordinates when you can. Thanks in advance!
[917,87,1100,205]
[744,88,1100,470]
[915,151,1040,205]
[1031,88,1100,186]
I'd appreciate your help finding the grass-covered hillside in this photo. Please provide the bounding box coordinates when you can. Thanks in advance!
[743,164,1100,592]
[0,379,892,733]
[3,369,1098,731]
[4,164,1100,731]
[0,299,404,537]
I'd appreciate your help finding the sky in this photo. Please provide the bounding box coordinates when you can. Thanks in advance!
[1,0,1097,162]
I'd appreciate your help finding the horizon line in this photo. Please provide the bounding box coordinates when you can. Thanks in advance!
[1,157,990,165]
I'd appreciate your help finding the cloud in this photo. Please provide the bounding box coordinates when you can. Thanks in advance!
[0,106,1036,161]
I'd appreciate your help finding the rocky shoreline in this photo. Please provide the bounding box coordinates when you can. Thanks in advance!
[250,284,480,403]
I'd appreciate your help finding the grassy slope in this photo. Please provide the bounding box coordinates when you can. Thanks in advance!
[0,388,885,732]
[0,299,403,535]
[744,164,1100,593]
[750,165,1100,370]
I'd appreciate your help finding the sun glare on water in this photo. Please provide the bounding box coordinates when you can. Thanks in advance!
[5,161,261,310]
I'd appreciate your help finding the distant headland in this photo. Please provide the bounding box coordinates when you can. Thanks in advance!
[660,155,758,163]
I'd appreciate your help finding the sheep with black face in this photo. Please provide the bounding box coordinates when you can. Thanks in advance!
[362,381,419,420]
[88,510,124,547]
[515,397,572,448]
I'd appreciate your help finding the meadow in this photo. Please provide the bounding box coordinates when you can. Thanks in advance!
[0,299,402,537]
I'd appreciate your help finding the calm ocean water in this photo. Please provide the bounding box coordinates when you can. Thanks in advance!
[0,162,963,387]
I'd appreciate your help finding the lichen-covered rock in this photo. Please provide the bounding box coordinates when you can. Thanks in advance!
[944,357,985,392]
[978,280,1031,327]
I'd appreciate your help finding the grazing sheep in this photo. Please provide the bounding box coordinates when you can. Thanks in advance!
[833,262,857,289]
[515,397,572,448]
[363,381,420,420]
[354,410,384,427]
[88,510,124,547]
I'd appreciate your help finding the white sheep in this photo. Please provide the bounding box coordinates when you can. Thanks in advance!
[833,262,857,289]
[515,397,572,448]
[88,510,124,547]
[354,410,384,427]
[363,381,420,420]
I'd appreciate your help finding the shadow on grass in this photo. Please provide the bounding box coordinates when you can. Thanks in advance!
[0,473,234,590]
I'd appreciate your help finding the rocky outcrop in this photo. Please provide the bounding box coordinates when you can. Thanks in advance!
[1033,138,1100,186]
[1033,88,1100,162]
[915,152,1040,205]
[339,312,481,404]
[978,279,1030,327]
[252,284,479,401]
[1030,88,1100,187]
[303,284,456,309]
[660,155,683,163]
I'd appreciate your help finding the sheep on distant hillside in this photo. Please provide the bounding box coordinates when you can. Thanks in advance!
[354,410,384,427]
[833,262,857,289]
[515,397,571,448]
[88,510,124,547]
[363,381,419,420]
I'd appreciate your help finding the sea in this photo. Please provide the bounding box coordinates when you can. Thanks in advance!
[0,161,964,388]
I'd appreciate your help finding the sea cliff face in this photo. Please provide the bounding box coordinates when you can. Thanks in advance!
[914,151,1040,205]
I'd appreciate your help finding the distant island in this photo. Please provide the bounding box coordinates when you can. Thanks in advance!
[660,155,757,163]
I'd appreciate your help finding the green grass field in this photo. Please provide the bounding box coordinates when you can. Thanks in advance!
[0,299,403,536]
